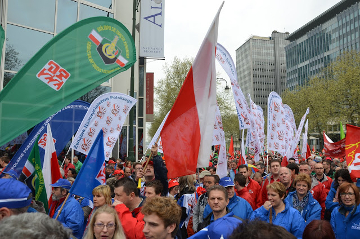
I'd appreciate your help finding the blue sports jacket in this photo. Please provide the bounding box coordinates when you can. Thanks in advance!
[285,191,321,225]
[330,205,360,239]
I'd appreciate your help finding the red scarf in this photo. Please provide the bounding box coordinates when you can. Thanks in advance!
[49,197,66,218]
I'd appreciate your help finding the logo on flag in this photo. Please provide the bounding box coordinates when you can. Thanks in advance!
[88,29,128,69]
[36,60,70,91]
[95,162,106,184]
[37,133,57,150]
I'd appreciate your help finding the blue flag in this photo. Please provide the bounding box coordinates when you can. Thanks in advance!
[70,130,105,200]
[1,100,89,177]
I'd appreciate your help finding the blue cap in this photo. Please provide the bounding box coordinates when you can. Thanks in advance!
[219,177,234,187]
[50,178,71,190]
[3,170,19,180]
[0,179,32,209]
[207,215,242,238]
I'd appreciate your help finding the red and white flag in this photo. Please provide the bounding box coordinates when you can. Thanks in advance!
[161,3,223,178]
[43,124,61,200]
[346,124,360,178]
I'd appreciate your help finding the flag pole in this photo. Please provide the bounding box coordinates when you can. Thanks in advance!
[137,136,161,188]
[55,193,70,220]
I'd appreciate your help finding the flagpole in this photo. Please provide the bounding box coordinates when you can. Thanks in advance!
[55,193,70,220]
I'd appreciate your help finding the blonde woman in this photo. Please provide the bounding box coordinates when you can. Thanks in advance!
[84,205,126,239]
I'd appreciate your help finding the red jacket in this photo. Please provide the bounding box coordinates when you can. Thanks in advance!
[317,174,332,191]
[259,175,280,207]
[310,178,327,219]
[115,203,145,239]
[246,178,261,209]
[63,163,75,178]
[236,187,256,210]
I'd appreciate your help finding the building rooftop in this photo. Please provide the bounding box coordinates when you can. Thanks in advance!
[287,0,359,41]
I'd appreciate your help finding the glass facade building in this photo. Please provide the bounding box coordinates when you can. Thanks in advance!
[286,0,360,90]
[0,0,146,161]
[236,31,289,111]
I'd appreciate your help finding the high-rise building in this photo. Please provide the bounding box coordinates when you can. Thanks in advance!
[0,0,149,161]
[236,31,289,111]
[286,0,360,90]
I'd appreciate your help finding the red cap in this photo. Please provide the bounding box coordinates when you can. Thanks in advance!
[108,160,116,164]
[114,170,124,175]
[168,179,179,188]
[142,160,154,168]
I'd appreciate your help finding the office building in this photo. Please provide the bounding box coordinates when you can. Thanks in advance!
[236,31,289,111]
[0,0,148,161]
[286,0,360,90]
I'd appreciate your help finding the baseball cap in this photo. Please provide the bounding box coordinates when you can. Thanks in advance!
[199,170,211,179]
[168,179,179,188]
[3,170,19,180]
[0,179,32,209]
[114,170,124,175]
[108,160,116,164]
[219,177,234,187]
[142,160,154,168]
[50,178,71,190]
[207,215,242,238]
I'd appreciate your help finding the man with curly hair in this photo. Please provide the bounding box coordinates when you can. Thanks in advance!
[142,197,182,239]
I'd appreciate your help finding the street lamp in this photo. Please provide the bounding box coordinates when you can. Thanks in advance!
[216,77,230,91]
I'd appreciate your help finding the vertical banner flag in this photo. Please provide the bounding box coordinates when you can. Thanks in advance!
[285,108,309,160]
[267,92,287,156]
[248,95,265,162]
[216,43,251,129]
[20,137,49,213]
[340,121,346,140]
[283,104,296,155]
[228,136,234,159]
[70,93,136,159]
[140,0,165,58]
[324,132,346,158]
[0,17,136,147]
[301,120,309,160]
[43,124,62,201]
[161,3,223,178]
[2,100,89,177]
[147,111,170,152]
[212,106,227,178]
[70,130,106,200]
[345,124,360,178]
[240,130,246,165]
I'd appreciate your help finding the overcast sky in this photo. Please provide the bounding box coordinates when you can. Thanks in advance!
[146,0,341,83]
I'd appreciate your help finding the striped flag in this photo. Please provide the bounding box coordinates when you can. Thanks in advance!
[43,124,61,201]
[161,3,223,178]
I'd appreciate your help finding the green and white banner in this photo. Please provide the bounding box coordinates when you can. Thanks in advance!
[0,17,136,146]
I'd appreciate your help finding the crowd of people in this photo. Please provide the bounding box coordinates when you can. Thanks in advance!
[0,144,359,239]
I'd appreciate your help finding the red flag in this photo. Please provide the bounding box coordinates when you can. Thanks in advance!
[323,132,345,158]
[312,145,315,152]
[161,4,223,178]
[345,124,360,178]
[281,156,288,167]
[229,135,234,159]
[43,124,61,201]
[306,144,311,159]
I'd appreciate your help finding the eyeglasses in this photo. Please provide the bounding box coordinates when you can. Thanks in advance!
[340,192,355,197]
[94,223,116,229]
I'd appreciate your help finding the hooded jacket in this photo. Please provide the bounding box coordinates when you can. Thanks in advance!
[203,195,253,221]
[50,196,84,239]
[330,205,360,239]
[285,191,321,225]
[250,200,305,239]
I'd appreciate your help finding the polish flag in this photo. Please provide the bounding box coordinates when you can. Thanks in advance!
[42,124,62,200]
[161,3,223,178]
[88,29,103,46]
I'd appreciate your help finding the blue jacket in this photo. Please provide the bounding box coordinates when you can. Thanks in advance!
[250,200,305,239]
[203,195,253,220]
[325,182,339,213]
[50,196,84,239]
[285,191,321,225]
[188,212,242,239]
[330,205,360,239]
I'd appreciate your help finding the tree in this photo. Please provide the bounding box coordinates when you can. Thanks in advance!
[3,43,22,87]
[148,57,240,146]
[282,50,360,147]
